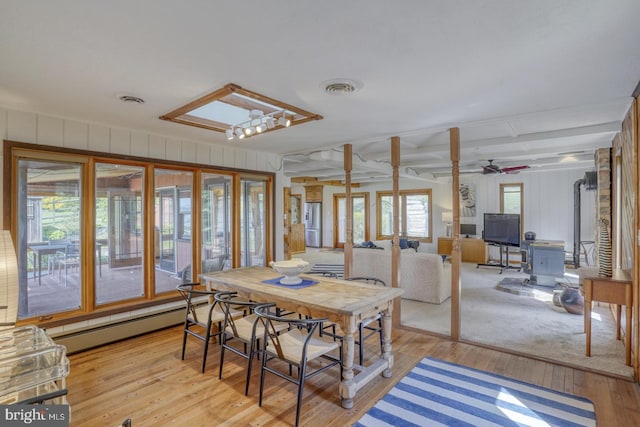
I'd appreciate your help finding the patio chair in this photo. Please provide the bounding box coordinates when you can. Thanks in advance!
[215,293,288,395]
[46,239,70,275]
[176,284,240,373]
[56,243,80,287]
[255,304,342,427]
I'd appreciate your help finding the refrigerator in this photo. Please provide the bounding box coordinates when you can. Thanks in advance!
[304,202,322,248]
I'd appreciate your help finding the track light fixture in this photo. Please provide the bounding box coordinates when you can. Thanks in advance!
[277,113,291,127]
[226,109,292,140]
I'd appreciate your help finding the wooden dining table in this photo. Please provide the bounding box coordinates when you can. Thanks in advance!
[200,266,404,409]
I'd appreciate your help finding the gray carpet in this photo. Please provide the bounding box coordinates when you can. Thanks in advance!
[297,249,633,378]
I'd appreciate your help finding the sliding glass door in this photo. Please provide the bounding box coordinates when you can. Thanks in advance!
[240,178,266,267]
[16,159,83,318]
[7,142,274,325]
[154,169,193,293]
[95,163,145,304]
[201,174,232,272]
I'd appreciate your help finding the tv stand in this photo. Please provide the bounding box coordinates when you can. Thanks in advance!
[477,243,521,274]
[437,237,487,263]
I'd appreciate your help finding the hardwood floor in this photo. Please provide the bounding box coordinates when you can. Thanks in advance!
[66,325,640,427]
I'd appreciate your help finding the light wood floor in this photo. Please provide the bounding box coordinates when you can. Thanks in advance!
[66,325,640,427]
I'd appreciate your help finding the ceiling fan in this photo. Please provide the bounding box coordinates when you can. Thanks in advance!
[482,159,530,175]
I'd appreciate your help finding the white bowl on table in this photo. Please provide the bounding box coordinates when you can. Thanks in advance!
[269,258,309,285]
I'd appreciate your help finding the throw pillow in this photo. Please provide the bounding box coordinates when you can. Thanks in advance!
[407,240,420,251]
[399,238,409,249]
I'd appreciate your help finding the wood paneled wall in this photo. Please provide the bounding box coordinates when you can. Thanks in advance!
[613,108,635,273]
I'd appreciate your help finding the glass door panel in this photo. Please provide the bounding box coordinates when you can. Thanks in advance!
[201,174,232,275]
[95,163,145,304]
[156,188,176,272]
[241,179,266,267]
[17,159,82,319]
[154,169,193,293]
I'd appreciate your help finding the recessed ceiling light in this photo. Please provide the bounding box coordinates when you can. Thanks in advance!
[119,95,145,104]
[321,79,362,95]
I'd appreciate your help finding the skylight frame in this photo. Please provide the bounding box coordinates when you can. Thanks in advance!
[160,83,322,136]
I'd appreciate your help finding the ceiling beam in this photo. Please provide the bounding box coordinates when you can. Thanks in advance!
[358,121,621,161]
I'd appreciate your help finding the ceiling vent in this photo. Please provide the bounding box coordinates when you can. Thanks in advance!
[119,95,145,104]
[322,79,362,95]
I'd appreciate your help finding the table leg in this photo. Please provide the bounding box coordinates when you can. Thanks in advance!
[338,318,356,409]
[381,309,393,378]
[38,252,42,286]
[616,304,622,340]
[625,304,632,366]
[584,279,592,357]
[625,284,632,366]
[97,246,102,277]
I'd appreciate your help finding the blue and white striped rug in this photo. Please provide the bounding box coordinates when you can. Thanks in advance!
[355,357,595,427]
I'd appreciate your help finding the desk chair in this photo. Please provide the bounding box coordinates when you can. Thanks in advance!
[176,284,240,373]
[255,304,342,427]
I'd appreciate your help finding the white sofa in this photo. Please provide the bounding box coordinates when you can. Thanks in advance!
[352,241,451,304]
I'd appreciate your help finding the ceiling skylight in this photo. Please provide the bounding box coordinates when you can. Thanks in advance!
[160,83,322,139]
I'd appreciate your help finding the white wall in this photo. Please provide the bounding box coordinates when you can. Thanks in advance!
[312,168,597,258]
[0,107,286,259]
[461,169,596,254]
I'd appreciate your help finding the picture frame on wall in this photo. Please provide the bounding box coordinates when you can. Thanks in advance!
[459,183,476,217]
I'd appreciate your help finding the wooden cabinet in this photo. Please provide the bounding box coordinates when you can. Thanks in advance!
[290,223,306,254]
[305,185,323,202]
[437,237,487,263]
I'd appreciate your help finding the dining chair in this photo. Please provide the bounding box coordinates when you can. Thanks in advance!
[346,277,385,366]
[214,293,288,395]
[321,276,386,366]
[176,284,240,373]
[254,304,342,427]
[180,253,230,284]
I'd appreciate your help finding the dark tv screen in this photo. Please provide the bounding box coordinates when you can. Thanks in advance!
[460,223,476,237]
[483,213,521,247]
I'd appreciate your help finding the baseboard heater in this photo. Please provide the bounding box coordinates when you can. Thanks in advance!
[50,308,184,354]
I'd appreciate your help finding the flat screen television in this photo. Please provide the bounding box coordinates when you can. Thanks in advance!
[460,223,476,237]
[483,213,521,247]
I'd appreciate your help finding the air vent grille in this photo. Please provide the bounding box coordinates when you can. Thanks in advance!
[322,79,362,95]
[120,95,145,104]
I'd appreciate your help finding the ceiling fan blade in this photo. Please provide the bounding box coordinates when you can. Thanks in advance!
[482,164,500,174]
[502,165,530,174]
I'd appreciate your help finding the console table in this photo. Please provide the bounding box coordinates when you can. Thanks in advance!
[582,271,632,366]
[437,237,487,263]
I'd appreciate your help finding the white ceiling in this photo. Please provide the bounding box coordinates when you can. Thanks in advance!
[1,1,639,182]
